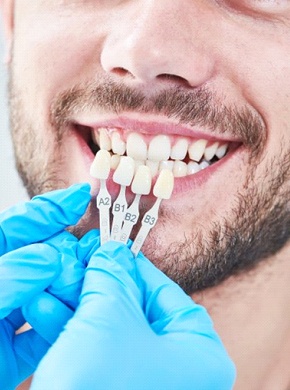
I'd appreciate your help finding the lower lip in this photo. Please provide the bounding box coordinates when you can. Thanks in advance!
[72,124,243,198]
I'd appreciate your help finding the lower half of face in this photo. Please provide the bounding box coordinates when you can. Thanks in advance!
[8,70,290,294]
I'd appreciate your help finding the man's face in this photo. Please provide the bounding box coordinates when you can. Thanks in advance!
[3,0,290,293]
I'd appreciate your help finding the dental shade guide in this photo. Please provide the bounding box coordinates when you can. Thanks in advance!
[131,169,174,257]
[111,156,135,241]
[90,150,112,245]
[119,165,152,244]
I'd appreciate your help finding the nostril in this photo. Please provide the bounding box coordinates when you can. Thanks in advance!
[111,67,134,78]
[157,73,191,88]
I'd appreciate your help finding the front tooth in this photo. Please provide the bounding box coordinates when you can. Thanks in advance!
[113,156,135,186]
[188,139,207,162]
[126,132,147,160]
[216,143,228,159]
[90,150,111,179]
[204,142,219,161]
[131,166,152,195]
[170,138,188,160]
[173,161,187,177]
[99,128,112,151]
[159,160,174,172]
[148,135,171,161]
[153,169,174,200]
[146,160,159,177]
[92,129,99,145]
[112,132,126,155]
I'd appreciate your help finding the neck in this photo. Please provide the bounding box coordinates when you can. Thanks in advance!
[192,246,290,390]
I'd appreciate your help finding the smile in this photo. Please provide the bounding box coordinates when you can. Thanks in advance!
[85,126,237,179]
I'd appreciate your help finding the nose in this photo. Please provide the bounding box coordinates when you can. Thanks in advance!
[100,1,217,88]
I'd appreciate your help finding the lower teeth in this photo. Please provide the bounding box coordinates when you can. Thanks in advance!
[107,152,212,178]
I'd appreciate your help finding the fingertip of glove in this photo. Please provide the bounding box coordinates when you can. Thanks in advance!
[88,241,135,270]
[132,248,155,269]
[69,182,91,194]
[32,182,91,202]
[32,182,92,222]
[78,229,101,266]
[99,240,134,258]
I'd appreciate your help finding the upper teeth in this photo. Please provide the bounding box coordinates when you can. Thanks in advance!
[92,128,228,178]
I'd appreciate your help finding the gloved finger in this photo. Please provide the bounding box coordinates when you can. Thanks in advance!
[85,242,213,335]
[0,322,19,390]
[79,241,144,325]
[77,229,101,267]
[134,251,215,335]
[22,292,74,345]
[45,231,85,310]
[134,252,236,388]
[29,243,147,390]
[30,243,236,390]
[6,308,26,331]
[14,329,51,382]
[0,244,61,319]
[0,319,47,390]
[46,229,100,309]
[0,183,91,255]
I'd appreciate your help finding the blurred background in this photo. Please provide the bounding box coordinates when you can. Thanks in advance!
[0,19,28,210]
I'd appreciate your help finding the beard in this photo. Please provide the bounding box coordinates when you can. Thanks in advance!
[8,69,290,294]
[144,158,290,293]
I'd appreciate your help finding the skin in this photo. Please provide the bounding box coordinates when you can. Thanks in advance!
[1,0,290,388]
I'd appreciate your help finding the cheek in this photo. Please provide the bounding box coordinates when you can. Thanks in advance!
[219,22,290,161]
[224,23,290,128]
[12,14,106,116]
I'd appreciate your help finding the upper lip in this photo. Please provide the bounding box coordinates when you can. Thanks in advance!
[71,115,242,144]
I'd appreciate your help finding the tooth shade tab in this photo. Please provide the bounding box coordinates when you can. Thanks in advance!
[131,165,152,195]
[153,169,174,199]
[134,160,145,173]
[113,156,135,186]
[90,150,111,179]
[127,132,147,161]
[111,185,128,242]
[148,135,171,161]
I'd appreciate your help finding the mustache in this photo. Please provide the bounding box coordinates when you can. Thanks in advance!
[50,76,266,151]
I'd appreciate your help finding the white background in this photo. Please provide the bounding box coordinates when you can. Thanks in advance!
[0,19,28,211]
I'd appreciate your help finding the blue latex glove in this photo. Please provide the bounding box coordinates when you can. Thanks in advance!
[22,228,100,344]
[31,242,236,390]
[0,183,91,390]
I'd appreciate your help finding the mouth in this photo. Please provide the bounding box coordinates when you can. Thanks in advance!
[73,119,241,182]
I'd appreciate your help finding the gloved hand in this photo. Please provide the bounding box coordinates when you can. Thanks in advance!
[0,183,91,390]
[31,242,236,390]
